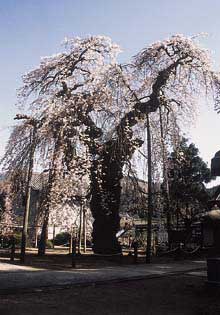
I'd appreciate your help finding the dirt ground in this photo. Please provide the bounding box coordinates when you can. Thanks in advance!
[0,248,135,270]
[0,274,219,315]
[0,247,197,270]
[0,247,216,315]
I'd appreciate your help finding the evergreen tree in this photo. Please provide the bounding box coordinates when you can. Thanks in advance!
[168,138,212,225]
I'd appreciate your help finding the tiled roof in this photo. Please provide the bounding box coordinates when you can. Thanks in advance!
[30,173,48,190]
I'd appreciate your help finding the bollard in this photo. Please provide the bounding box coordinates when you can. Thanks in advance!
[207,258,220,285]
[174,243,182,261]
[133,241,138,264]
[71,238,76,268]
[10,236,15,262]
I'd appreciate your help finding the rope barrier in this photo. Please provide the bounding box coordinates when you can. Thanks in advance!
[159,247,179,256]
[180,245,201,255]
[159,244,202,256]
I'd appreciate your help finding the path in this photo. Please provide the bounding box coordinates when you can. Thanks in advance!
[0,259,207,293]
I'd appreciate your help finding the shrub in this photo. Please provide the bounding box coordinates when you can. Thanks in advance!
[54,232,70,246]
[46,239,54,249]
[0,232,32,248]
[13,232,22,246]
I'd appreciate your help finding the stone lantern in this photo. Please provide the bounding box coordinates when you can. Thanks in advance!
[203,207,220,251]
[207,151,220,284]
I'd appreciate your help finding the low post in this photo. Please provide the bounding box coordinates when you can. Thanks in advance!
[71,237,76,268]
[10,236,15,262]
[133,240,138,264]
[207,258,220,285]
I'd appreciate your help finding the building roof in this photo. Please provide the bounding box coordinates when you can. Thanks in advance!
[0,172,48,191]
[207,185,220,200]
[30,173,48,191]
[204,209,220,221]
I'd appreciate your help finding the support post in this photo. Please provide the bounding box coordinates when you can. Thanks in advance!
[133,241,138,264]
[10,236,15,262]
[83,206,87,253]
[71,237,76,268]
[146,114,153,263]
[20,125,37,263]
[78,202,83,254]
[159,106,171,248]
[34,226,39,248]
[69,230,72,254]
[52,225,56,249]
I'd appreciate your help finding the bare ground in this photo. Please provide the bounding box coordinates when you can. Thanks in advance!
[0,273,219,315]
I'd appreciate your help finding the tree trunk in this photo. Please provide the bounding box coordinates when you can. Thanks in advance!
[90,149,123,255]
[38,212,49,256]
[86,62,179,255]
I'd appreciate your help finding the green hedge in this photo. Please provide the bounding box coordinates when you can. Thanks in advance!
[54,232,70,245]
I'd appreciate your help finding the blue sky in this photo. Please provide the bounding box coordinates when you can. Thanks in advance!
[0,0,220,184]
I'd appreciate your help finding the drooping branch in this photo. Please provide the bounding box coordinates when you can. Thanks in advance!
[118,56,191,132]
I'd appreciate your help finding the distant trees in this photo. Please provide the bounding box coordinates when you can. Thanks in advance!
[167,138,212,225]
[2,34,220,255]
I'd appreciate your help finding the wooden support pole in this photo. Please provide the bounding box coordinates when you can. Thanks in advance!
[71,237,76,268]
[10,236,15,262]
[159,106,171,248]
[20,125,37,263]
[133,241,138,264]
[52,225,56,249]
[78,203,83,254]
[146,114,153,263]
[69,227,73,254]
[83,206,87,253]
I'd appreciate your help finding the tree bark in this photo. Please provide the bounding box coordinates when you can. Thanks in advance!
[90,145,123,255]
[38,214,48,256]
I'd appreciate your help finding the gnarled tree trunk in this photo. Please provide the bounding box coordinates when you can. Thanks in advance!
[90,145,123,254]
[89,67,174,254]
